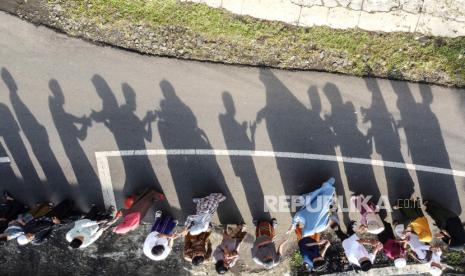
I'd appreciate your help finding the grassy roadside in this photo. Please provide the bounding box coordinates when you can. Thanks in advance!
[45,0,465,86]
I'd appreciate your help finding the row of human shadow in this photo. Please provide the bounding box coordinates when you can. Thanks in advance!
[0,67,461,224]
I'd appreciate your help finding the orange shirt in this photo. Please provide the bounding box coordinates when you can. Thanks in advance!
[295,226,320,241]
[410,216,432,243]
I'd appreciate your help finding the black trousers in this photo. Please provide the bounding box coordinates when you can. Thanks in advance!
[0,200,27,232]
[84,206,112,221]
[45,199,74,219]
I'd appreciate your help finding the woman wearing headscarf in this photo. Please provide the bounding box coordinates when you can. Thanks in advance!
[394,198,432,243]
[287,177,337,272]
[377,220,407,268]
[351,194,384,235]
[113,188,165,234]
[424,200,465,251]
[428,246,443,276]
[143,210,178,261]
[394,223,431,263]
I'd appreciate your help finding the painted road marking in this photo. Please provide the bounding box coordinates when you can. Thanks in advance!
[96,149,465,208]
[0,157,10,163]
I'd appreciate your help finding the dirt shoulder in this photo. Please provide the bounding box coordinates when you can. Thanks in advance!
[2,0,465,88]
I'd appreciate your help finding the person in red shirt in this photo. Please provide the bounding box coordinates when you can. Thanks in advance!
[113,189,165,234]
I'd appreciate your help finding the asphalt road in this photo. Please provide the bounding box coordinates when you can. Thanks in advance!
[1,12,464,229]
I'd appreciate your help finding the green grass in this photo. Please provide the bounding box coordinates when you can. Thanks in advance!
[443,250,465,272]
[51,0,465,86]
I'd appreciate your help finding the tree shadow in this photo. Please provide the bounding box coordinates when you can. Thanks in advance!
[323,82,381,202]
[48,79,103,206]
[362,79,414,206]
[256,69,344,215]
[2,67,71,201]
[390,81,461,213]
[0,102,44,203]
[219,91,270,221]
[90,74,162,200]
[156,80,243,224]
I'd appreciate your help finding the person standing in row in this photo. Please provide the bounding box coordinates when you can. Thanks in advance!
[342,224,383,272]
[182,193,225,266]
[376,220,407,268]
[113,188,165,234]
[18,199,75,245]
[0,202,52,242]
[424,200,465,251]
[394,198,432,243]
[0,192,28,234]
[287,178,338,272]
[428,246,444,276]
[183,229,212,266]
[67,205,116,249]
[351,194,384,235]
[184,193,226,236]
[251,218,287,270]
[143,210,178,261]
[214,224,247,274]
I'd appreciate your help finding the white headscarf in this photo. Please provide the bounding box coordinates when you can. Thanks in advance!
[429,266,442,276]
[394,224,406,239]
[17,234,31,245]
[394,258,407,268]
[366,213,385,234]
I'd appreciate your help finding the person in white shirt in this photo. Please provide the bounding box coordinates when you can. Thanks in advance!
[342,232,383,272]
[143,210,178,261]
[183,193,225,236]
[395,223,431,261]
[407,233,431,261]
[429,246,443,276]
[66,205,115,249]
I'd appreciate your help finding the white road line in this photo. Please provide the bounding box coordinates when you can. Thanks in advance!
[95,152,117,209]
[95,149,465,208]
[0,157,11,163]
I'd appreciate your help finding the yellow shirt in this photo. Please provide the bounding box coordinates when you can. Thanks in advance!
[410,216,432,242]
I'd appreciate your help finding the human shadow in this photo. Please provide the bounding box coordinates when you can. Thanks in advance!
[49,79,103,206]
[156,80,243,224]
[390,81,461,213]
[306,86,350,223]
[362,79,414,207]
[0,141,20,195]
[323,82,381,203]
[2,67,71,201]
[0,102,44,203]
[219,91,270,221]
[256,69,343,214]
[90,75,161,199]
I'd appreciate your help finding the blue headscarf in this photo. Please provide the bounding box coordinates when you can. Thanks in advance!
[292,178,336,237]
